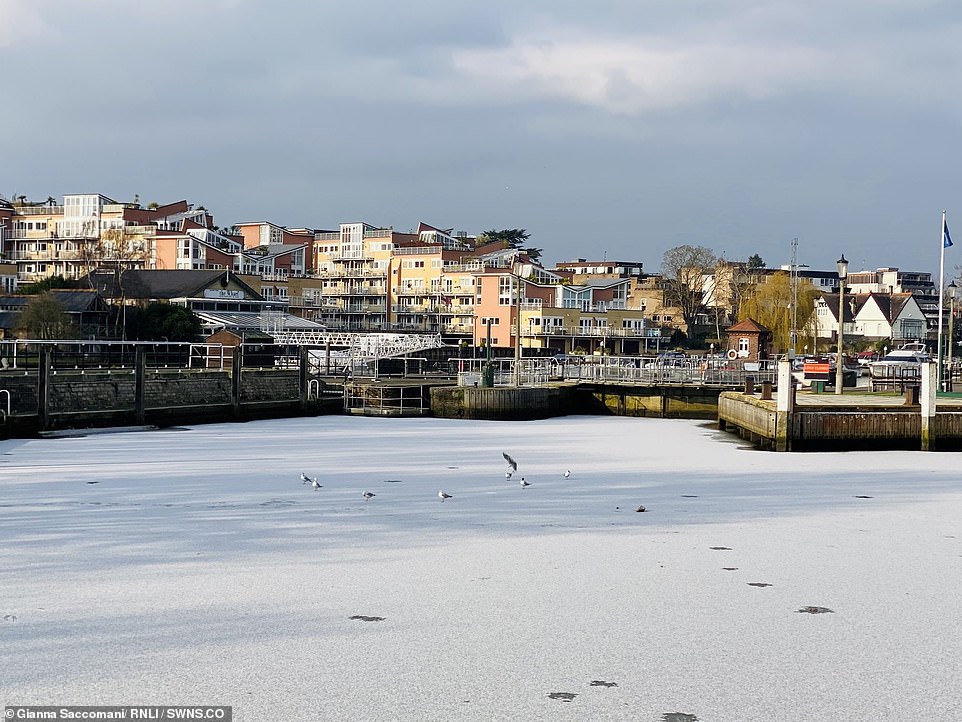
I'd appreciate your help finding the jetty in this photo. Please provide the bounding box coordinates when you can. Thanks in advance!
[718,360,962,451]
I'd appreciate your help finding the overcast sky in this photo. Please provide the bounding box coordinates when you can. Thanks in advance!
[4,0,962,277]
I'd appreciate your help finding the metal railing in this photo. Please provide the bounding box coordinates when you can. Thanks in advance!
[456,356,779,387]
[0,340,227,371]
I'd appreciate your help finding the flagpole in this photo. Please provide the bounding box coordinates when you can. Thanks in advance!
[939,210,947,389]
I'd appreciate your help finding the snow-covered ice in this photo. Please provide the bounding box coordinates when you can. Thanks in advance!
[2,415,961,721]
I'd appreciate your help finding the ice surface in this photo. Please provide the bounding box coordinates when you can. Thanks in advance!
[2,416,961,721]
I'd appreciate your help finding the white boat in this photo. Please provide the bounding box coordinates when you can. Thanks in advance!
[868,343,930,379]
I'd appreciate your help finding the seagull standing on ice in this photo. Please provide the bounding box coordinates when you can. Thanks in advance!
[519,477,530,488]
[438,490,453,502]
[563,470,571,479]
[505,470,513,481]
[362,491,375,501]
[311,478,322,490]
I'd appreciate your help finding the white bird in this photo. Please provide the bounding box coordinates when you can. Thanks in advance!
[505,470,513,481]
[301,473,314,485]
[563,470,571,479]
[520,477,530,488]
[438,490,453,502]
[311,478,322,490]
[502,452,518,472]
[362,491,375,501]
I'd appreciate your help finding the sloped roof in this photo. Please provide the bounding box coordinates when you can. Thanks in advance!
[820,293,858,323]
[0,310,19,330]
[0,290,108,313]
[195,310,325,332]
[89,270,263,301]
[726,318,771,334]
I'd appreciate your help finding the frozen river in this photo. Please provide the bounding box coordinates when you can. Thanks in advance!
[2,415,961,721]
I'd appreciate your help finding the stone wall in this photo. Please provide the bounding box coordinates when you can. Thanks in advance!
[0,367,335,436]
[145,370,232,409]
[240,370,299,401]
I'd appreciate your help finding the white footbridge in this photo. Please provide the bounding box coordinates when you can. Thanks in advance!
[196,310,452,366]
[270,329,449,359]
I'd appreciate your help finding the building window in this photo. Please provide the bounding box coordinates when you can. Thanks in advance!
[738,337,750,353]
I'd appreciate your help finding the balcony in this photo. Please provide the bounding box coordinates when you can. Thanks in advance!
[393,246,442,256]
[11,205,62,215]
[443,262,486,273]
[313,267,386,279]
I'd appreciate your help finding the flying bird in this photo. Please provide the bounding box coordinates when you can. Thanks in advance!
[362,491,375,501]
[438,490,453,502]
[502,452,518,472]
[519,477,530,488]
[563,470,571,479]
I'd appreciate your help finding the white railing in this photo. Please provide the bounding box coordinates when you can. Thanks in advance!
[457,356,779,387]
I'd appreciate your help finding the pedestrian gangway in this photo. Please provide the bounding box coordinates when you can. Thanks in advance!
[271,330,449,359]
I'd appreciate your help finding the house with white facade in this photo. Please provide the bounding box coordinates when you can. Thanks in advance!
[814,292,927,345]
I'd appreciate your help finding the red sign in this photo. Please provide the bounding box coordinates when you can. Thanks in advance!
[804,362,831,380]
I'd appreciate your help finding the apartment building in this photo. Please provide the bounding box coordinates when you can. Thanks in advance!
[304,222,401,331]
[474,260,660,354]
[1,195,210,283]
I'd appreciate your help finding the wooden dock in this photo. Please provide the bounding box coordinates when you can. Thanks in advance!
[718,361,962,451]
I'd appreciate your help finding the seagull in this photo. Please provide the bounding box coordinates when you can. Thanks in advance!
[502,452,518,472]
[505,470,513,481]
[362,491,375,501]
[438,490,453,502]
[519,477,530,488]
[300,473,314,485]
[311,478,322,490]
[563,470,571,479]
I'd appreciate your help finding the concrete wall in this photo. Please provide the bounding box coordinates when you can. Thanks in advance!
[431,386,566,420]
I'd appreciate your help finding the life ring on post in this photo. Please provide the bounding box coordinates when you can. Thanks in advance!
[726,349,738,361]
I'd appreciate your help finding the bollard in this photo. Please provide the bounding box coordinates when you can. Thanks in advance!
[760,381,772,400]
[904,384,920,406]
[743,376,755,395]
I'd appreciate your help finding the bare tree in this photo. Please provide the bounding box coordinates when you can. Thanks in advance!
[661,244,719,332]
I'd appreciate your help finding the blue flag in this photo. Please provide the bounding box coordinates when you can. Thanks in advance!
[945,220,954,249]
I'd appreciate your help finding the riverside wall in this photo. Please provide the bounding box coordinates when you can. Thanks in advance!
[429,384,724,421]
[0,367,338,437]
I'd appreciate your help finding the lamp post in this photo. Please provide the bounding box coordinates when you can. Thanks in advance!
[835,253,848,395]
[514,268,522,387]
[948,281,958,391]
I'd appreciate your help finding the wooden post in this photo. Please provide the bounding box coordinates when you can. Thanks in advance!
[775,359,794,452]
[921,361,937,451]
[299,346,309,409]
[134,346,146,425]
[38,346,51,431]
[231,345,242,418]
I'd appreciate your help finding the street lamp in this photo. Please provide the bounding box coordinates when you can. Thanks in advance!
[835,253,848,395]
[948,281,958,391]
[513,267,522,387]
